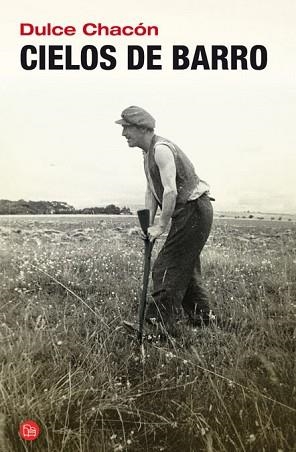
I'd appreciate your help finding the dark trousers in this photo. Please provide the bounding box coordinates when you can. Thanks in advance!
[146,194,213,329]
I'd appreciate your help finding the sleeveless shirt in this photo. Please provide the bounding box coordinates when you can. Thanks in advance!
[144,135,210,217]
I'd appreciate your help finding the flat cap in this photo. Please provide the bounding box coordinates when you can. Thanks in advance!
[115,106,155,129]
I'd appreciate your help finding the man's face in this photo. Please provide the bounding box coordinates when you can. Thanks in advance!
[121,125,144,148]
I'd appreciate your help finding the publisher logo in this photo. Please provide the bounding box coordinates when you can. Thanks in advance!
[19,420,40,441]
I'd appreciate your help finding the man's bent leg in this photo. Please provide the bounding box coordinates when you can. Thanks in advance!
[181,195,213,323]
[146,198,212,332]
[182,258,211,324]
[146,287,184,335]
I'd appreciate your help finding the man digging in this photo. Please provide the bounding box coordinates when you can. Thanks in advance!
[116,106,214,338]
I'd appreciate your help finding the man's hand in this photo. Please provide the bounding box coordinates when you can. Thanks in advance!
[147,224,165,242]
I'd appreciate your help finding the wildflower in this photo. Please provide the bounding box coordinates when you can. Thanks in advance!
[114,445,123,452]
[248,434,256,443]
[209,310,216,320]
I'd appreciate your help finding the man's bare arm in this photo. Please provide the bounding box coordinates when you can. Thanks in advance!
[147,145,177,240]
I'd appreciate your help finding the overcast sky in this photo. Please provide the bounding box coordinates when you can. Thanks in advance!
[1,0,296,212]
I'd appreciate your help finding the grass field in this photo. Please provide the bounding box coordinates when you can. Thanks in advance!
[0,215,296,451]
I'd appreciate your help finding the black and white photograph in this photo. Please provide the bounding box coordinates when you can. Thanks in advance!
[1,0,296,450]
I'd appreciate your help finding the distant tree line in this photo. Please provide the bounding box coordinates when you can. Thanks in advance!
[0,200,132,215]
[75,204,132,215]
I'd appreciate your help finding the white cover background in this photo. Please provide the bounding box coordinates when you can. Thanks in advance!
[1,0,296,213]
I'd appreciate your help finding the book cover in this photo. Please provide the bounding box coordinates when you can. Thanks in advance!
[1,1,295,450]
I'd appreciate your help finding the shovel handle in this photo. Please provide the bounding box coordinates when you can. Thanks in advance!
[137,209,153,343]
[137,209,150,237]
[138,240,154,342]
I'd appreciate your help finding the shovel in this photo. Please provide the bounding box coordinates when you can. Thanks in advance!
[123,209,154,343]
[136,209,154,343]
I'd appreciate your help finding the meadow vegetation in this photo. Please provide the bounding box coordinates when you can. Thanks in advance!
[0,215,295,451]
